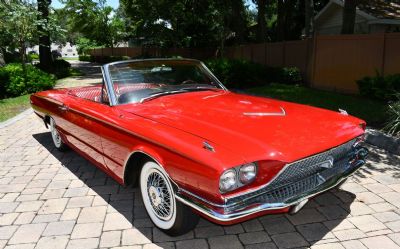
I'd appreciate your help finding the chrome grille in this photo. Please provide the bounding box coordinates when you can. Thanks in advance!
[225,138,357,210]
[266,138,356,190]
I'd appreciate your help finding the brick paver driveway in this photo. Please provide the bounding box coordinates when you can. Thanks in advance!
[1,64,400,248]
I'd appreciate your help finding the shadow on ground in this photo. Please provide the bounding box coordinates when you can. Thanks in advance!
[355,144,400,179]
[33,131,358,248]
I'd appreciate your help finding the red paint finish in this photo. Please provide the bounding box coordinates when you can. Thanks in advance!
[30,86,365,223]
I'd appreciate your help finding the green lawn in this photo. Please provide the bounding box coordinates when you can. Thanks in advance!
[0,95,31,122]
[63,57,79,61]
[247,83,387,128]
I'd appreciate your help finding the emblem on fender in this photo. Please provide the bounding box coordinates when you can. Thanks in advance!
[203,141,215,152]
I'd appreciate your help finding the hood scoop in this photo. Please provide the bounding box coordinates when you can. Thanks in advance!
[243,107,286,116]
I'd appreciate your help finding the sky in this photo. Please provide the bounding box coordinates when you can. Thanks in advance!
[52,0,255,10]
[51,0,120,9]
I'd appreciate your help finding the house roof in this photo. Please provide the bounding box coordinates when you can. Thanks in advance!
[315,0,400,24]
[357,0,400,19]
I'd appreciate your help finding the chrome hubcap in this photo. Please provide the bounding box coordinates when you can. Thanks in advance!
[147,171,172,220]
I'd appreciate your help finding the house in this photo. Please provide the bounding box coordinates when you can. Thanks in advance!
[314,0,400,34]
[27,42,79,58]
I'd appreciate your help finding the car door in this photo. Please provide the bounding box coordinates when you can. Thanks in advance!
[61,95,109,168]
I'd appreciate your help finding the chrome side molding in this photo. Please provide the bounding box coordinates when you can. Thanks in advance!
[243,107,286,116]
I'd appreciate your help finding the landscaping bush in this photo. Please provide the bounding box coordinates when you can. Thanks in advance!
[205,58,302,89]
[88,55,130,64]
[37,59,71,79]
[0,63,56,98]
[384,94,400,137]
[357,72,400,101]
[79,55,93,62]
[28,53,39,62]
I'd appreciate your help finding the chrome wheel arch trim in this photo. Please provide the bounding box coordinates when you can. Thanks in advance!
[122,150,180,190]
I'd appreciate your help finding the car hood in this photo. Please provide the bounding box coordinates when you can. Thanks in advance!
[117,90,365,163]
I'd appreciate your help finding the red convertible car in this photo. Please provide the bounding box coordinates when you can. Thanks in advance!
[31,59,368,235]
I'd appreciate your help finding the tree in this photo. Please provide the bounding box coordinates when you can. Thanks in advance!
[38,0,52,68]
[62,0,127,48]
[305,0,314,37]
[231,0,247,44]
[0,0,40,65]
[255,0,267,42]
[341,0,358,34]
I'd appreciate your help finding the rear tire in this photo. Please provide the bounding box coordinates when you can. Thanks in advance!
[139,161,199,236]
[49,117,68,151]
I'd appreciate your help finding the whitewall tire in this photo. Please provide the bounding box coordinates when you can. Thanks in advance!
[49,117,68,151]
[140,161,199,235]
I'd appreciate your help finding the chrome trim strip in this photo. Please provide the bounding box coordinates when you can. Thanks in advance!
[176,158,366,222]
[243,107,286,116]
[177,188,226,208]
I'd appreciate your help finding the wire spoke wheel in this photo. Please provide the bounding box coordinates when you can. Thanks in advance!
[140,161,176,230]
[147,171,172,220]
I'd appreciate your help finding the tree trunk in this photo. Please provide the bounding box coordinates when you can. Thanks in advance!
[276,0,285,41]
[341,0,358,34]
[256,0,267,42]
[231,0,247,44]
[38,0,53,68]
[0,49,5,67]
[305,0,314,37]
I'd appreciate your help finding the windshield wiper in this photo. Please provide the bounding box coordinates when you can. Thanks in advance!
[139,90,188,103]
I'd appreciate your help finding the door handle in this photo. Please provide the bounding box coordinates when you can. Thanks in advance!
[58,105,69,111]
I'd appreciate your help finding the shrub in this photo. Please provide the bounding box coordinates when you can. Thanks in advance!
[79,55,93,62]
[205,58,302,89]
[88,55,131,64]
[384,94,400,137]
[0,63,56,98]
[37,59,71,79]
[76,37,99,55]
[28,53,39,61]
[280,67,302,84]
[357,72,400,101]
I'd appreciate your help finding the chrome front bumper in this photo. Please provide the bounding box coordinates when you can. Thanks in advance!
[175,144,368,223]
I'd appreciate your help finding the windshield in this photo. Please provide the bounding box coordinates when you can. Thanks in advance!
[105,59,225,105]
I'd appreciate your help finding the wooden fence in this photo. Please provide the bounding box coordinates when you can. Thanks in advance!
[89,33,400,93]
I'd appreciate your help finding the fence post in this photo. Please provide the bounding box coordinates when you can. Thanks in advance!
[282,41,286,67]
[381,32,387,76]
[264,42,267,65]
[310,35,318,87]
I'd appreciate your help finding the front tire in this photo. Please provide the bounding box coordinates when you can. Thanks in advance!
[140,161,199,236]
[49,117,68,151]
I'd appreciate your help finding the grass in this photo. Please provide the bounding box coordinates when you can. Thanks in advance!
[247,83,387,128]
[63,57,79,61]
[69,68,84,77]
[0,94,31,122]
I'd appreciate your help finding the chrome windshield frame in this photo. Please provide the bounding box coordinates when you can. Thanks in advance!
[101,58,228,106]
[101,65,118,106]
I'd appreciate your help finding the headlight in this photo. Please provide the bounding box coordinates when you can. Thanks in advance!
[219,169,237,193]
[239,163,257,184]
[219,163,258,193]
